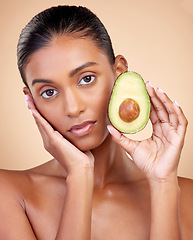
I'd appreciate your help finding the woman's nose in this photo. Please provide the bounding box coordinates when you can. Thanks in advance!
[64,88,86,118]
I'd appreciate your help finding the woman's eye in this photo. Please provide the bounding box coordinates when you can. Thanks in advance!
[41,89,58,99]
[79,75,95,85]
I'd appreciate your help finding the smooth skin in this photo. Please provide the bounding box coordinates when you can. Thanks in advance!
[0,36,193,240]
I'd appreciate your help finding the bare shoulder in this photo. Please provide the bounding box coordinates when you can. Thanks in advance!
[0,161,67,213]
[0,168,30,214]
[0,168,36,239]
[0,160,67,239]
[0,168,30,198]
[0,162,53,204]
[178,176,193,217]
[178,176,193,238]
[0,159,67,195]
[178,176,193,198]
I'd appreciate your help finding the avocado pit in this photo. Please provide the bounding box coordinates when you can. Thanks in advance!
[119,98,140,123]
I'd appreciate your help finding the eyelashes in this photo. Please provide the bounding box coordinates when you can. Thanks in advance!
[40,75,96,99]
[79,75,95,85]
[41,89,58,99]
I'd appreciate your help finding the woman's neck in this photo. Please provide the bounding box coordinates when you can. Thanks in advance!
[49,133,145,186]
[91,133,145,188]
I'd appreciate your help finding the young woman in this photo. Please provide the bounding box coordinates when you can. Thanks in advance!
[0,5,193,240]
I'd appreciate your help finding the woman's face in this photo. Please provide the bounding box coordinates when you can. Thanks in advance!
[24,36,118,151]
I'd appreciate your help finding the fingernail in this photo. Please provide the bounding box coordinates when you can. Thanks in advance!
[148,81,153,88]
[24,95,30,108]
[107,125,112,135]
[25,99,29,108]
[174,100,180,107]
[29,109,33,115]
[158,87,164,93]
[24,94,30,101]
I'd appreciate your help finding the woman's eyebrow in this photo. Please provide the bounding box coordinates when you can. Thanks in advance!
[31,62,98,86]
[69,62,98,77]
[31,79,54,86]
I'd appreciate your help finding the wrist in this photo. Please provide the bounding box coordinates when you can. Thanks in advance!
[148,172,179,188]
[149,177,180,197]
[149,176,182,239]
[67,167,94,184]
[67,162,94,176]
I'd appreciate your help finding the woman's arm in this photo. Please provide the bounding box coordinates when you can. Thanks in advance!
[56,170,94,240]
[0,170,38,240]
[108,82,188,239]
[149,178,182,239]
[26,94,94,240]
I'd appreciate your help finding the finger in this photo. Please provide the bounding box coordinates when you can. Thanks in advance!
[24,95,92,172]
[25,94,55,141]
[24,94,36,111]
[24,94,57,138]
[33,112,54,144]
[107,125,138,159]
[146,82,169,124]
[24,94,75,152]
[156,88,178,128]
[149,102,159,125]
[148,104,162,134]
[31,107,89,165]
[173,101,188,137]
[146,82,165,135]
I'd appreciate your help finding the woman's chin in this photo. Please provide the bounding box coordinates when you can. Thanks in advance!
[70,133,109,153]
[72,141,100,152]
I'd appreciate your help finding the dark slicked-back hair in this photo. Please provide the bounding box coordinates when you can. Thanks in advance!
[17,5,115,85]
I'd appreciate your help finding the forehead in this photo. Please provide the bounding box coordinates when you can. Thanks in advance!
[25,37,110,84]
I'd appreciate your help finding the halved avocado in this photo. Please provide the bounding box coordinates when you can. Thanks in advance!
[108,72,150,134]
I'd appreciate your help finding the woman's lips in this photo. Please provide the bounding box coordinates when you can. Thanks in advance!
[69,121,96,137]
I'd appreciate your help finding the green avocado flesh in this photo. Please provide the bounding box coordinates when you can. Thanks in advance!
[108,72,150,134]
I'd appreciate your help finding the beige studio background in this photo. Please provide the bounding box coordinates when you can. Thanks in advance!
[0,0,193,178]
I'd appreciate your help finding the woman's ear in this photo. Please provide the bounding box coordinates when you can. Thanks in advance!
[23,87,33,98]
[114,55,128,78]
[23,87,33,103]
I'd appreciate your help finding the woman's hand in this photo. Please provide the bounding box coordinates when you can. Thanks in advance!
[25,94,94,175]
[25,93,94,240]
[107,81,188,183]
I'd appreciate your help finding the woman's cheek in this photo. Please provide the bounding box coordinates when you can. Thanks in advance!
[34,100,60,125]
